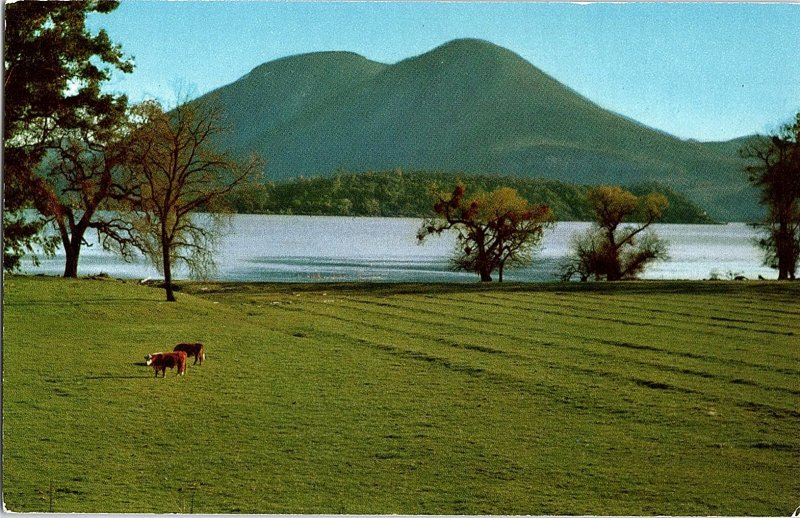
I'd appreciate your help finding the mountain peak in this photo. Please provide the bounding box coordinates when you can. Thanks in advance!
[402,38,528,68]
[248,50,384,77]
[431,38,509,53]
[201,40,755,221]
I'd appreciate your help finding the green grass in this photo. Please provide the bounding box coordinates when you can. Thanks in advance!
[3,276,799,514]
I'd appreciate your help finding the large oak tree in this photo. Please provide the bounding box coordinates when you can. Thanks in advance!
[3,0,133,274]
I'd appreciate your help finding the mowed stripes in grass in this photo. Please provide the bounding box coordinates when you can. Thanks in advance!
[3,277,798,514]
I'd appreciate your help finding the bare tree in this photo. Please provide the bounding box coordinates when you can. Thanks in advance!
[30,114,141,277]
[124,99,263,301]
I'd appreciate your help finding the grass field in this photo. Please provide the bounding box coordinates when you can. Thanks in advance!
[3,276,799,514]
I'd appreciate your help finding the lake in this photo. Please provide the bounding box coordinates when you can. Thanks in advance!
[21,215,775,282]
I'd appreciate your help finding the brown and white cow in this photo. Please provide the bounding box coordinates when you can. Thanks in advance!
[145,351,187,377]
[173,342,205,365]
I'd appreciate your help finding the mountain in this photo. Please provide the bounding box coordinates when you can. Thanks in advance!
[196,38,761,222]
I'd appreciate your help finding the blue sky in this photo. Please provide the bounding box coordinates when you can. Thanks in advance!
[88,1,800,142]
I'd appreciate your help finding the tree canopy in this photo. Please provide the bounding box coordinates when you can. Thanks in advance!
[561,186,669,281]
[418,183,553,282]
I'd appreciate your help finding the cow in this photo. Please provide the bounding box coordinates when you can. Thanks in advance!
[145,351,187,377]
[173,342,206,366]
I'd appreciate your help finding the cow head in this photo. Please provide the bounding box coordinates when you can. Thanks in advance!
[145,353,160,365]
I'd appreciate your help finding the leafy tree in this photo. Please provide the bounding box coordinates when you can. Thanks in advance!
[417,183,553,282]
[2,163,59,271]
[2,210,59,273]
[124,99,264,301]
[3,0,133,273]
[560,186,669,281]
[740,114,800,280]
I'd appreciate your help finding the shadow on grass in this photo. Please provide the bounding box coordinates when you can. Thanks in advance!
[6,297,160,307]
[85,374,149,380]
[181,279,800,298]
[84,363,150,380]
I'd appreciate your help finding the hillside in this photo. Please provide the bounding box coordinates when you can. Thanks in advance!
[197,39,761,222]
[227,170,715,223]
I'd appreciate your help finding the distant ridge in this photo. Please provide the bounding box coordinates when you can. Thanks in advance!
[196,38,761,222]
[227,170,715,224]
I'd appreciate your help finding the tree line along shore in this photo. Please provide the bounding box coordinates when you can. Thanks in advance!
[226,170,715,223]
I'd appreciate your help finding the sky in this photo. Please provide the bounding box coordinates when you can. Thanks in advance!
[87,1,800,142]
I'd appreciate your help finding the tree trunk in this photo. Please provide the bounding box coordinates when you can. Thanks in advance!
[63,243,80,277]
[776,219,791,280]
[161,234,175,302]
[61,222,87,278]
[476,242,493,282]
[607,239,623,281]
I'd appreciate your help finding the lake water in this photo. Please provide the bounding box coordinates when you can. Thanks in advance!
[21,215,775,282]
